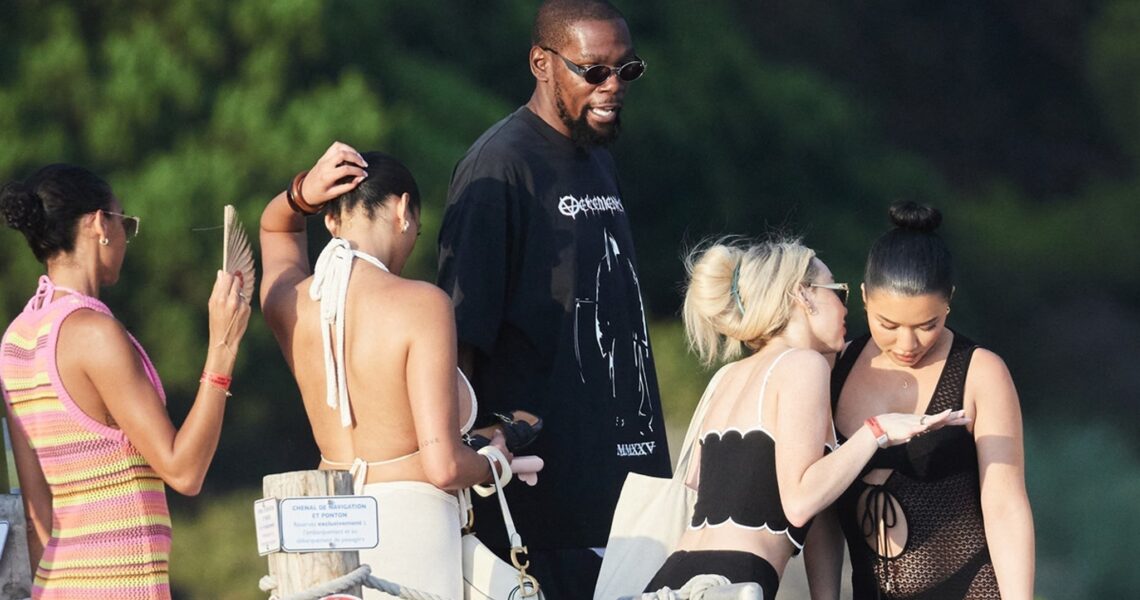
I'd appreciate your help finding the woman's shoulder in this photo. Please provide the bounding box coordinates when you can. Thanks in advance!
[966,346,1013,385]
[731,347,831,389]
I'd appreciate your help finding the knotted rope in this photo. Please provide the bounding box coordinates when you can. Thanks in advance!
[259,564,448,600]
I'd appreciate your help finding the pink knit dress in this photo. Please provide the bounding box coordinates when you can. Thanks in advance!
[0,276,172,599]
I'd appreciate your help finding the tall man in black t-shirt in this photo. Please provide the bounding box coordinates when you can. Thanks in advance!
[436,1,670,597]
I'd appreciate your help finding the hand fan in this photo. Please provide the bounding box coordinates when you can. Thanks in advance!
[222,204,256,303]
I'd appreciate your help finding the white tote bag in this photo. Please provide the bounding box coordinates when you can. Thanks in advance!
[593,366,730,600]
[462,453,544,600]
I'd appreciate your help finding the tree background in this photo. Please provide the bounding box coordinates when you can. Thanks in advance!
[1,1,1136,598]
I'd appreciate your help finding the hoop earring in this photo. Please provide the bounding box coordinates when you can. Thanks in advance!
[99,237,110,246]
[401,221,409,234]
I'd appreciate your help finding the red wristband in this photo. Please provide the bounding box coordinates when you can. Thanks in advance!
[200,371,233,397]
[865,417,889,448]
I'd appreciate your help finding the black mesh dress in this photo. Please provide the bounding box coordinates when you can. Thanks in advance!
[830,333,1000,599]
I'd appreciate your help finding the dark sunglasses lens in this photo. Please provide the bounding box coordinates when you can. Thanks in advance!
[837,288,848,305]
[124,218,138,239]
[618,61,646,81]
[583,65,613,85]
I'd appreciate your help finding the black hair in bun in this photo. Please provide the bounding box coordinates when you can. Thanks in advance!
[0,164,113,263]
[1,181,47,234]
[864,200,954,299]
[889,200,942,233]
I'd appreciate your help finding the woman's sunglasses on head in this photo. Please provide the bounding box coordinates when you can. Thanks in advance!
[543,47,647,85]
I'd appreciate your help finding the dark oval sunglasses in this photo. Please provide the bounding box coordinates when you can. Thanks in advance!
[543,47,647,85]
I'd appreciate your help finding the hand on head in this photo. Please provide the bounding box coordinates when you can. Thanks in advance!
[301,142,370,208]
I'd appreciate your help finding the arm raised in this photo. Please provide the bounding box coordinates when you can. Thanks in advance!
[69,271,249,495]
[260,141,368,326]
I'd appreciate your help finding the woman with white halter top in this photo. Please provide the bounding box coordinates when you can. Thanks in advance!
[260,143,512,599]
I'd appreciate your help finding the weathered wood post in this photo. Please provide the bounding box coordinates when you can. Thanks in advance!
[262,470,361,598]
[0,494,32,600]
[0,413,33,599]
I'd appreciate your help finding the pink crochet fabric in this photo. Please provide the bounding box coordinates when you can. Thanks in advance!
[1,276,171,599]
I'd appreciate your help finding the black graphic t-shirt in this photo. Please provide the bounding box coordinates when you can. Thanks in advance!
[438,106,671,549]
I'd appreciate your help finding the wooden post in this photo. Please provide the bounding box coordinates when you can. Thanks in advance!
[0,494,32,600]
[263,470,361,598]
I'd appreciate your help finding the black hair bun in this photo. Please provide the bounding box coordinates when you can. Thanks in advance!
[889,200,942,233]
[0,181,46,234]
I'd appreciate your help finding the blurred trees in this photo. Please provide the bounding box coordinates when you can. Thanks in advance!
[1,1,1137,597]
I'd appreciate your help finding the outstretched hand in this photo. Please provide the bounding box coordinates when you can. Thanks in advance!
[877,408,971,447]
[300,141,369,208]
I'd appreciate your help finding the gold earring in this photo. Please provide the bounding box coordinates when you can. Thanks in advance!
[99,237,110,246]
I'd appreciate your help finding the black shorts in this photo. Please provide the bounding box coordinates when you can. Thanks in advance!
[644,550,780,597]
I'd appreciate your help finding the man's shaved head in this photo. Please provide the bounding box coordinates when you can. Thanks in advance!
[532,0,625,50]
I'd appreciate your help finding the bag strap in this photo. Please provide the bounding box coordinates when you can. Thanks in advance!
[476,451,541,596]
[673,363,732,484]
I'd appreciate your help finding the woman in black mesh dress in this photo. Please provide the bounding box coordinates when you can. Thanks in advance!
[816,202,1035,599]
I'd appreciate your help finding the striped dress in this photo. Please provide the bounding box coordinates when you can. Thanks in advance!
[0,276,172,599]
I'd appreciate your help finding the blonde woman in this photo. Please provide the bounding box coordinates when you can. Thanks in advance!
[644,238,968,597]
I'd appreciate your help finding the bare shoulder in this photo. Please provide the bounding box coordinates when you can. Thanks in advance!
[61,308,129,346]
[396,280,455,320]
[773,347,832,378]
[58,309,134,367]
[967,347,1014,386]
[350,274,454,331]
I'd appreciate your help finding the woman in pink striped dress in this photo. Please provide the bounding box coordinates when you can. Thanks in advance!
[0,164,251,599]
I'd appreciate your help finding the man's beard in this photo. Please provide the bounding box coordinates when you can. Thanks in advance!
[555,82,621,148]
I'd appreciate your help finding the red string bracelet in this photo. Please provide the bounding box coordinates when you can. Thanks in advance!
[200,371,233,397]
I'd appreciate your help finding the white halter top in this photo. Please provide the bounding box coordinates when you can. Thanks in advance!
[311,238,477,490]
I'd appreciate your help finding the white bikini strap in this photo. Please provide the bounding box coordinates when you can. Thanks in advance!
[757,348,797,425]
[457,370,479,434]
[309,238,389,428]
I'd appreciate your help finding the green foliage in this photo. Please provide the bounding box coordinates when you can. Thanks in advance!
[1027,420,1140,598]
[169,488,265,600]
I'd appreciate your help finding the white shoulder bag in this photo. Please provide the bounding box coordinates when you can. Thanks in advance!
[593,365,730,600]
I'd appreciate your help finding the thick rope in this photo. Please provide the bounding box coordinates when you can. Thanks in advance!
[259,564,449,600]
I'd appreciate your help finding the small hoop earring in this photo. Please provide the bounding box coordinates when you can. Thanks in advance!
[99,237,110,246]
[401,221,409,234]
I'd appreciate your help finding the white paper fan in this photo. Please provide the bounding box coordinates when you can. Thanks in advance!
[223,204,256,303]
